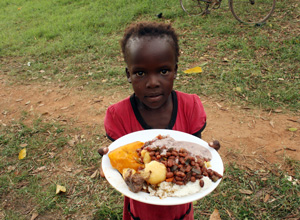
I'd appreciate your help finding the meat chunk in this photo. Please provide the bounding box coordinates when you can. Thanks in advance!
[123,169,145,193]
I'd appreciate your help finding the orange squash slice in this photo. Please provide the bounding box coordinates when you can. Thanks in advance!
[108,141,144,173]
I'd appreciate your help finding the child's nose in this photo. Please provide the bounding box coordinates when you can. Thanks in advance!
[146,74,160,88]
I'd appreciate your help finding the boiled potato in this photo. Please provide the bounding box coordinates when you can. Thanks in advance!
[143,161,166,185]
[122,168,136,179]
[141,149,151,164]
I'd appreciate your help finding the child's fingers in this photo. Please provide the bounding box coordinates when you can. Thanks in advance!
[98,147,109,156]
[100,167,105,178]
[209,140,221,151]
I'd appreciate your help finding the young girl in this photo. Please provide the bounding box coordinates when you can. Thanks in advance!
[100,21,220,220]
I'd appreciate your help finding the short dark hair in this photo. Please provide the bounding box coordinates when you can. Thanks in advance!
[120,21,180,63]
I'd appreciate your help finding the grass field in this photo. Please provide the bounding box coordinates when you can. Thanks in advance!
[0,0,299,219]
[1,0,299,111]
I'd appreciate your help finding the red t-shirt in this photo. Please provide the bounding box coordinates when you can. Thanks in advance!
[104,90,206,220]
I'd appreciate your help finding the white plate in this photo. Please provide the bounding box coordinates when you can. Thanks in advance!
[102,129,223,206]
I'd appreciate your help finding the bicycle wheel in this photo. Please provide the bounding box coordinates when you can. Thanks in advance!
[229,0,276,25]
[180,0,209,16]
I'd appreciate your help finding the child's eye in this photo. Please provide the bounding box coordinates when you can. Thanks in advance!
[160,69,169,75]
[135,71,145,77]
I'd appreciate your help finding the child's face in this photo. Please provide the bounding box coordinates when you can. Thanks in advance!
[125,36,177,110]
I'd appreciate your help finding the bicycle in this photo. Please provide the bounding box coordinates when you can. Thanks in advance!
[180,0,276,25]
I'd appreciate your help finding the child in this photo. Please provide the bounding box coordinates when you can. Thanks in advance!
[100,21,220,220]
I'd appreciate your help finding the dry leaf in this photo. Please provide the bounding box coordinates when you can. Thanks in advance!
[31,212,39,220]
[32,166,46,174]
[68,139,76,147]
[183,66,202,74]
[239,189,253,195]
[7,165,16,172]
[19,148,26,160]
[215,102,222,108]
[269,120,275,128]
[264,194,270,203]
[63,166,72,172]
[209,208,221,220]
[56,184,66,194]
[20,143,28,148]
[234,87,242,93]
[91,169,99,179]
[48,152,55,158]
[74,169,83,175]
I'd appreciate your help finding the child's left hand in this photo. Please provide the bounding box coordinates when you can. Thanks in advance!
[208,140,221,151]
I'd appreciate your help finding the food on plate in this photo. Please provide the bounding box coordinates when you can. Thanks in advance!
[123,168,148,193]
[143,161,167,185]
[108,141,144,173]
[109,135,222,198]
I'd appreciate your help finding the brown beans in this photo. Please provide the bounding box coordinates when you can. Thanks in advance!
[137,143,222,186]
[199,179,204,187]
[175,176,183,181]
[185,165,192,172]
[166,172,174,178]
[179,152,187,157]
[213,171,223,178]
[176,171,185,178]
[191,176,196,182]
[171,151,178,156]
[167,159,173,167]
[149,151,155,156]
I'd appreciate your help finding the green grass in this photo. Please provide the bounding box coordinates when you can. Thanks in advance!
[0,120,299,219]
[194,163,300,219]
[1,0,299,111]
[0,118,111,219]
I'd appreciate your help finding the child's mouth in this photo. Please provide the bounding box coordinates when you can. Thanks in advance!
[146,94,163,102]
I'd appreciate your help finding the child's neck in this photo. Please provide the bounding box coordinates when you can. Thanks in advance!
[136,94,173,129]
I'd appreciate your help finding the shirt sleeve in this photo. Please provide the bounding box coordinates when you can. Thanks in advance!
[189,94,207,136]
[104,105,124,141]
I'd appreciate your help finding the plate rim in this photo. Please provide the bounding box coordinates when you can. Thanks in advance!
[102,129,223,206]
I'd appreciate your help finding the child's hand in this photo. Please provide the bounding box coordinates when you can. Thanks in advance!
[98,147,109,178]
[208,140,221,151]
[98,147,109,156]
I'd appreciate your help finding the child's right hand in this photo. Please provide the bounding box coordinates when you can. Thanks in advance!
[98,147,109,178]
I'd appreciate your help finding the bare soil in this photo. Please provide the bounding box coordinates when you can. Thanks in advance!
[0,76,299,173]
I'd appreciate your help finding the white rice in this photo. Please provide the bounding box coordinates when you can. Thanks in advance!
[147,176,212,199]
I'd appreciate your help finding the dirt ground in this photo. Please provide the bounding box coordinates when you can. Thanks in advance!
[1,76,299,173]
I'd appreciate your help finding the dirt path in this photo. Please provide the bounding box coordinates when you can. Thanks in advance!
[1,76,299,172]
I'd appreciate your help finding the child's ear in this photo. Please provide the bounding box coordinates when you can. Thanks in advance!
[174,64,178,79]
[126,68,131,83]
